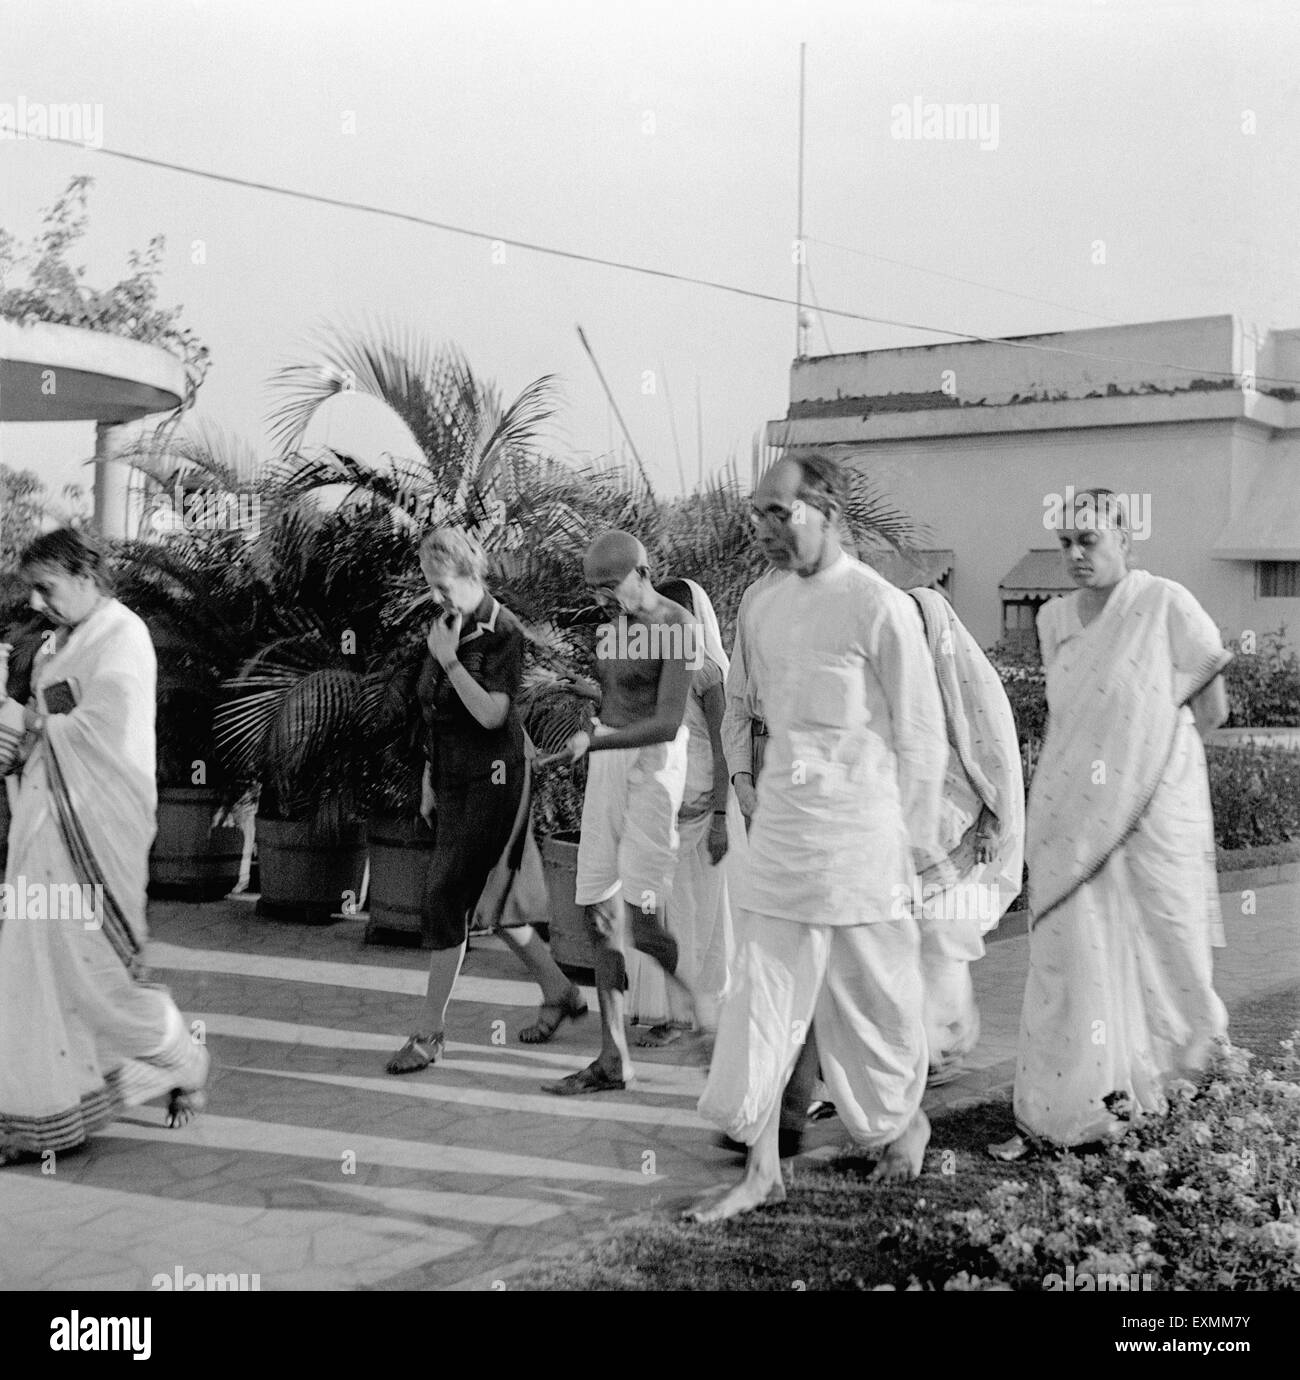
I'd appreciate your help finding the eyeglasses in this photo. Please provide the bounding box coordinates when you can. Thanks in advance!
[748,496,832,529]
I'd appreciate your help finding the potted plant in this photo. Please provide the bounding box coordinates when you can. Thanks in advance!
[114,428,271,898]
[211,500,408,922]
[265,327,568,943]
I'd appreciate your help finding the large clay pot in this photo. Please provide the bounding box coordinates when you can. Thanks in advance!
[150,787,245,900]
[540,831,594,972]
[255,816,367,923]
[364,814,436,947]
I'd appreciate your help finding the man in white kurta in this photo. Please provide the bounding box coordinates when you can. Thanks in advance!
[690,456,947,1222]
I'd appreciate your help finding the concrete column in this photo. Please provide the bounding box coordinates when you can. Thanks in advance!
[92,420,131,540]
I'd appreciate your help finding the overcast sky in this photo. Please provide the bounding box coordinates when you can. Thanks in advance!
[2,0,1298,502]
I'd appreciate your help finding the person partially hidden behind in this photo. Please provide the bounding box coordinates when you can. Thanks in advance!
[539,530,701,1095]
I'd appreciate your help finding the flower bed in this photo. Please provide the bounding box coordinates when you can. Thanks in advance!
[879,1042,1300,1290]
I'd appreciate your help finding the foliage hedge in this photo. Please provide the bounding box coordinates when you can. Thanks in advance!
[1224,629,1300,728]
[987,641,1300,851]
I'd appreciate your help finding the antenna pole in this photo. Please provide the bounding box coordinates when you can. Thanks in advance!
[660,360,688,494]
[795,41,806,358]
[576,324,654,493]
[695,377,704,489]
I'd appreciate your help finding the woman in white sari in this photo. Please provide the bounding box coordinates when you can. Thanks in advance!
[992,491,1230,1158]
[626,578,743,1044]
[908,587,1024,1083]
[0,530,208,1164]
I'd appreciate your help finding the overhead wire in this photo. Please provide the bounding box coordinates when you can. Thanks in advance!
[18,133,1300,390]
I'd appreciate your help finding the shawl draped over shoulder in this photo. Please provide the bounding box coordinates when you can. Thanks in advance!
[1026,570,1230,924]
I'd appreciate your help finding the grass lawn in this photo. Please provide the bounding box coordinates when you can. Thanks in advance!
[513,986,1300,1291]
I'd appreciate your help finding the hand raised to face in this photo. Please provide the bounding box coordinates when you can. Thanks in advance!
[427,609,463,667]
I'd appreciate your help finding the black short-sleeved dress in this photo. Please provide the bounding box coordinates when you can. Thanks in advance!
[416,592,530,950]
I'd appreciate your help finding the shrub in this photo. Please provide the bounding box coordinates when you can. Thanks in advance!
[1225,628,1300,728]
[877,1040,1300,1290]
[986,640,1047,770]
[1206,744,1300,850]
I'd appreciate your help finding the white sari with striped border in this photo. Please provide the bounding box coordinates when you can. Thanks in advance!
[0,599,207,1154]
[1014,571,1231,1146]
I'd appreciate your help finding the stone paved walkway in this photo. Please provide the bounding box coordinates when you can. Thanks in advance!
[0,877,1295,1292]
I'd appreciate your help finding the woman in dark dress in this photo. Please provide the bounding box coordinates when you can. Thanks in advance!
[385,527,585,1073]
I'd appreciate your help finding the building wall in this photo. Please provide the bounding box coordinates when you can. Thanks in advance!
[821,418,1300,650]
[788,316,1243,413]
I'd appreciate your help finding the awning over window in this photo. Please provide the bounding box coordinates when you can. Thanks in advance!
[998,548,1074,600]
[861,547,954,590]
[1213,464,1300,560]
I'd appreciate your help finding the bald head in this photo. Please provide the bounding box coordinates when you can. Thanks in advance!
[584,530,647,585]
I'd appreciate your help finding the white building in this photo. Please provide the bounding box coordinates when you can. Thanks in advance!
[767,315,1300,653]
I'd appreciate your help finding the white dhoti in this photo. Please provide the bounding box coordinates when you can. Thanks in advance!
[919,913,983,1066]
[574,727,688,912]
[627,795,743,1026]
[698,908,927,1147]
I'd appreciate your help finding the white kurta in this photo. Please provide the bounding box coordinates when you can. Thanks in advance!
[737,554,948,926]
[699,553,948,1146]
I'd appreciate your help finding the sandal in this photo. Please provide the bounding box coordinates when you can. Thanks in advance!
[541,1061,632,1096]
[987,1134,1034,1162]
[385,1031,444,1075]
[518,989,588,1044]
[635,1021,687,1048]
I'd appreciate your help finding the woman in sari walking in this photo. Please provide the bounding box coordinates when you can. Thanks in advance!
[0,530,209,1164]
[907,587,1024,1085]
[623,577,742,1044]
[993,490,1231,1159]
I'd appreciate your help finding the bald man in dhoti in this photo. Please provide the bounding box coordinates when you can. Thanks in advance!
[906,587,1025,1085]
[540,531,702,1096]
[688,455,948,1222]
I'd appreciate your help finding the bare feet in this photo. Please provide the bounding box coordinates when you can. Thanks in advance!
[165,1087,207,1129]
[682,1172,787,1223]
[868,1109,930,1183]
[987,1134,1032,1162]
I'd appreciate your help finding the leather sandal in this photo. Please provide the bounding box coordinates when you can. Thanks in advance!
[518,989,588,1044]
[385,1031,444,1075]
[541,1061,632,1096]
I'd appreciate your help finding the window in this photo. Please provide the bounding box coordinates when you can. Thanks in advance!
[1258,561,1300,598]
